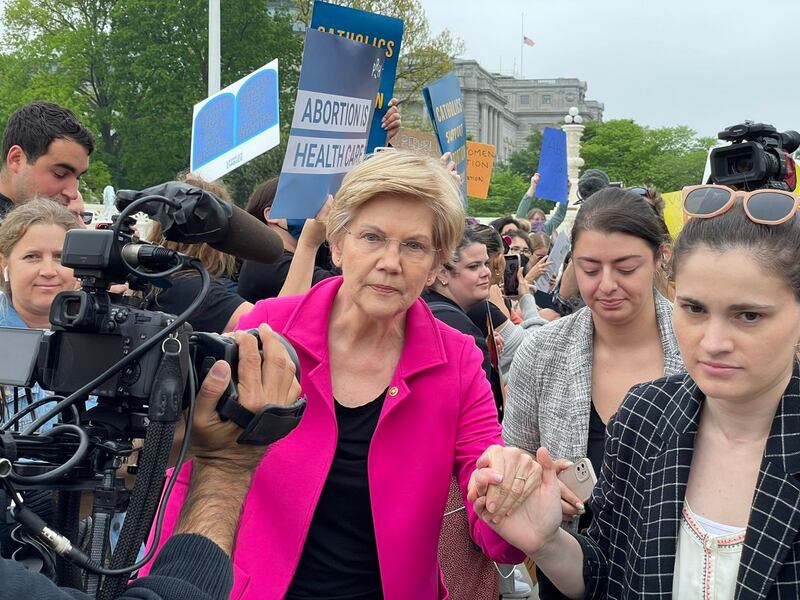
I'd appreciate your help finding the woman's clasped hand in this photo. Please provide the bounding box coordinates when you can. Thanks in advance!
[467,446,584,540]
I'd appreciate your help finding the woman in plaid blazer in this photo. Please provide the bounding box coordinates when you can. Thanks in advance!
[471,190,800,599]
[503,189,681,598]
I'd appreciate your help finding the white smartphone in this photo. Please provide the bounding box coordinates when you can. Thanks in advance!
[557,457,597,503]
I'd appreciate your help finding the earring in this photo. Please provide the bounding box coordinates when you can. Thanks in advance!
[439,279,448,286]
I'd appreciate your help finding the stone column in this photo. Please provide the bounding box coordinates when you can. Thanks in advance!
[481,103,489,143]
[559,122,586,235]
[496,112,503,158]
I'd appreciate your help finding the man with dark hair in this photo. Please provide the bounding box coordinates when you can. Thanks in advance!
[0,102,94,220]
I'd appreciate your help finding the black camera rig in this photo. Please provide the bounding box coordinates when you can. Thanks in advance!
[0,189,305,599]
[710,121,800,191]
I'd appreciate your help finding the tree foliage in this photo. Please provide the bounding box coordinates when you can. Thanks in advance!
[580,119,715,192]
[0,0,302,203]
[505,129,544,179]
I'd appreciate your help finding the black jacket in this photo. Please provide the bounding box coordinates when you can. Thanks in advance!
[578,366,800,599]
[1,534,232,600]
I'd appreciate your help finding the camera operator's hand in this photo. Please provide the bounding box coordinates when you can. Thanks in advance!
[175,324,300,556]
[190,324,301,473]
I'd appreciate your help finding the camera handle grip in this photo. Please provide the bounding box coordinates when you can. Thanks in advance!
[213,329,305,445]
[217,396,307,445]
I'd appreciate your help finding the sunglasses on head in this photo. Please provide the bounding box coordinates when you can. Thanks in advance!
[70,211,93,225]
[681,184,799,225]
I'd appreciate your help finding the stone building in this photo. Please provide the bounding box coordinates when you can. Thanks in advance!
[403,59,603,163]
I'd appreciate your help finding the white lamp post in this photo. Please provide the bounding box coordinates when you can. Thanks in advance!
[561,106,585,233]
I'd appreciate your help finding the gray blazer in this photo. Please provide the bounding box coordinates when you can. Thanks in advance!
[502,293,683,463]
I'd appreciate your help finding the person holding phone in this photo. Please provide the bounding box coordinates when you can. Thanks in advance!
[472,184,800,599]
[502,188,684,599]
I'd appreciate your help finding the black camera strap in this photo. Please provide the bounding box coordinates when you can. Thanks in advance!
[218,396,307,446]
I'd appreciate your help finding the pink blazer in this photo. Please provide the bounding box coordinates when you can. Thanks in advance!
[142,277,524,599]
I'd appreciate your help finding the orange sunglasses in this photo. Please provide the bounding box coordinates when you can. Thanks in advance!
[682,184,799,225]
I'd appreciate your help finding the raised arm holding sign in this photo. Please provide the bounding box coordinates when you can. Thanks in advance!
[310,0,403,152]
[270,28,385,219]
[535,127,569,204]
[423,73,468,203]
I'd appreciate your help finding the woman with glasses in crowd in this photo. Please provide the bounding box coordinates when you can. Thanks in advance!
[142,151,550,599]
[474,184,800,598]
[502,188,684,598]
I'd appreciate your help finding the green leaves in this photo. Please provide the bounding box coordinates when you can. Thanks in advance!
[0,0,302,203]
[580,119,716,192]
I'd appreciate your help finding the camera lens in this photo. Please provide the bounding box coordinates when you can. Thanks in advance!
[732,156,754,174]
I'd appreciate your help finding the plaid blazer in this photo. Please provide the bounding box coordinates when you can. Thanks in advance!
[578,367,800,599]
[503,293,683,463]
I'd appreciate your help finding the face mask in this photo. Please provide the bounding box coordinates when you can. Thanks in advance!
[531,221,545,233]
[286,219,306,240]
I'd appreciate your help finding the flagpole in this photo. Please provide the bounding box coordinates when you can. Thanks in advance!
[520,12,524,78]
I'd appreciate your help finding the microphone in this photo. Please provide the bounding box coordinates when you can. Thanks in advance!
[115,182,284,264]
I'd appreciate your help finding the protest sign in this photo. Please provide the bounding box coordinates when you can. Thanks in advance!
[536,231,570,293]
[392,128,441,159]
[423,73,468,202]
[466,141,496,199]
[662,190,684,238]
[190,60,279,181]
[310,0,403,152]
[535,127,569,203]
[270,28,385,219]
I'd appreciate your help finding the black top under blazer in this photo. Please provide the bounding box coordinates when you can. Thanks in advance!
[576,364,800,599]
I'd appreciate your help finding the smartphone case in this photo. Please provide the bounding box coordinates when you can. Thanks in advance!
[557,457,597,502]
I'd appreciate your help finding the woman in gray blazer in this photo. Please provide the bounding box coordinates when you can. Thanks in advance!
[503,189,684,598]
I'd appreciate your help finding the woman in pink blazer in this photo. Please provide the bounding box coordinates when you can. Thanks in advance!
[143,151,538,599]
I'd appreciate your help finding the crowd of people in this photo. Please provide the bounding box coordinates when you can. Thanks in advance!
[1,99,800,600]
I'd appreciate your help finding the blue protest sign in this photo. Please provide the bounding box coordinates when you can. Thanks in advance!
[310,1,403,153]
[270,28,384,219]
[191,60,280,181]
[423,73,467,202]
[535,127,569,204]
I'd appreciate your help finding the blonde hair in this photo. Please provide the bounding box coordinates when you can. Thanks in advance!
[147,174,236,278]
[529,232,550,252]
[0,198,77,297]
[326,151,465,263]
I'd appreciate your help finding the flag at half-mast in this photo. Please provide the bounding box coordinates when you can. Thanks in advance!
[523,35,535,47]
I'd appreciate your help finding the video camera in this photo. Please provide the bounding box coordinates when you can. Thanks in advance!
[0,185,303,598]
[710,121,800,191]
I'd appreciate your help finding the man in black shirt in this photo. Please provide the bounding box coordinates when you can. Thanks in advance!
[0,102,94,222]
[1,327,302,600]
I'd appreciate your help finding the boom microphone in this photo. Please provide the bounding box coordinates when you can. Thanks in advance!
[115,182,284,264]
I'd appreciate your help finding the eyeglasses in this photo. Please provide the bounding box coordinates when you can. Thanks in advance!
[70,211,94,225]
[507,246,531,257]
[342,225,437,263]
[682,184,799,225]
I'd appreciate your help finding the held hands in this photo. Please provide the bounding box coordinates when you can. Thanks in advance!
[190,324,302,473]
[468,448,583,555]
[467,446,538,523]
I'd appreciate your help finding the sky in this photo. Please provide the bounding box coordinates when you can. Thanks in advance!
[418,0,800,139]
